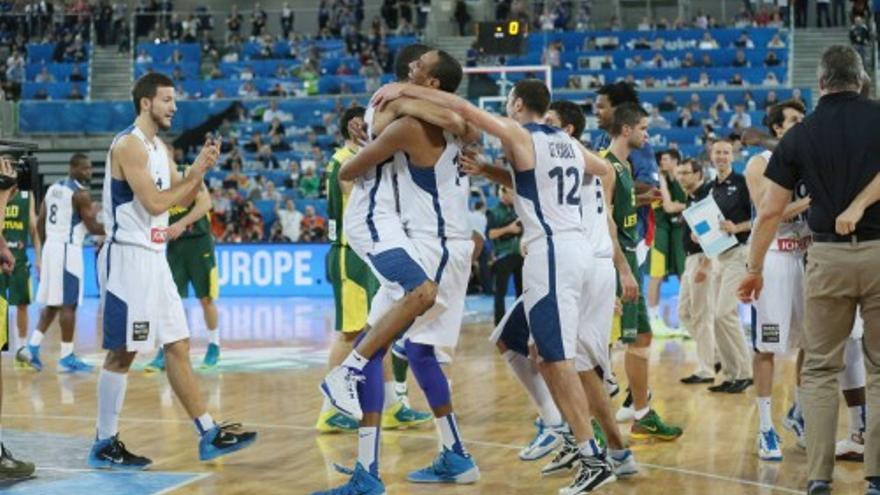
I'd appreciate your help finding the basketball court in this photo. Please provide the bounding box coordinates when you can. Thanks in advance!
[0,294,865,494]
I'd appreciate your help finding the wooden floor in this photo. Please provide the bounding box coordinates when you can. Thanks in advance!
[0,297,867,494]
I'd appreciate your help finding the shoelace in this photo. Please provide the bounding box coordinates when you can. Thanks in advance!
[345,369,365,399]
[216,421,244,435]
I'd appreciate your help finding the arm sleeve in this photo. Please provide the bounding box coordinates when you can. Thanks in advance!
[763,130,799,190]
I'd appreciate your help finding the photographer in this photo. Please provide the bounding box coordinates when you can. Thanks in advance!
[487,185,523,325]
[0,155,35,479]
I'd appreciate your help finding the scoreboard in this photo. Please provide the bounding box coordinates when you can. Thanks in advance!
[475,20,527,55]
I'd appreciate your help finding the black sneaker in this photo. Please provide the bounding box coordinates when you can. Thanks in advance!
[87,435,152,470]
[0,444,35,480]
[541,436,579,477]
[726,379,752,394]
[708,381,734,393]
[561,455,617,494]
[199,422,257,461]
[681,374,714,385]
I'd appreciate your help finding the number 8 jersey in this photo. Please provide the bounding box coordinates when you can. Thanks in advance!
[43,178,88,245]
[513,123,587,245]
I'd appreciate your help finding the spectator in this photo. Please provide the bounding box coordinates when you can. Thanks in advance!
[696,71,712,87]
[732,49,749,67]
[658,94,677,112]
[35,66,55,83]
[727,103,752,129]
[274,198,303,242]
[299,205,327,242]
[34,88,49,100]
[728,73,746,86]
[172,66,185,81]
[269,134,291,152]
[454,0,471,36]
[711,94,731,113]
[700,53,713,68]
[252,2,268,37]
[767,33,786,48]
[850,15,870,68]
[242,200,265,241]
[69,65,86,82]
[733,30,755,49]
[285,160,301,189]
[487,185,523,324]
[764,51,782,67]
[743,90,758,111]
[681,52,696,68]
[698,31,719,49]
[647,106,670,129]
[281,2,294,39]
[238,81,258,99]
[226,4,243,41]
[677,107,700,128]
[689,92,704,112]
[136,50,153,63]
[68,86,84,100]
[169,47,184,64]
[600,55,615,70]
[298,165,321,198]
[262,100,291,123]
[240,65,255,81]
[256,144,280,169]
[264,181,282,202]
[542,41,562,68]
[763,90,779,110]
[762,72,780,86]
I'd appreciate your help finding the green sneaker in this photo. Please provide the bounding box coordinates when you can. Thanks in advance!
[382,401,433,430]
[631,410,683,441]
[0,444,34,480]
[144,348,165,373]
[591,419,607,449]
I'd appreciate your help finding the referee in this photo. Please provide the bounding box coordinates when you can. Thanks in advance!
[740,45,880,495]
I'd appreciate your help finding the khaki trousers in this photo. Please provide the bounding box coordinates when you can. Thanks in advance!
[802,240,880,482]
[678,253,716,378]
[711,245,752,382]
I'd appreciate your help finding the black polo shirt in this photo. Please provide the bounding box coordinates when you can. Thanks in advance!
[765,91,880,237]
[683,181,712,255]
[711,170,752,245]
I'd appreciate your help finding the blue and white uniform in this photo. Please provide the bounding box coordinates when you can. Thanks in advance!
[98,125,188,353]
[513,123,589,363]
[343,105,433,325]
[37,178,88,307]
[750,149,810,354]
[576,175,615,374]
[398,131,474,348]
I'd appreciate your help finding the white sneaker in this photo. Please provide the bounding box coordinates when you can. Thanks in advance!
[835,432,864,461]
[519,419,565,461]
[319,366,365,421]
[782,405,806,449]
[609,449,638,477]
[615,405,635,423]
[757,428,783,461]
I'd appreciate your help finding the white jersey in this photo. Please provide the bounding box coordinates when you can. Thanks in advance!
[757,150,812,252]
[343,103,400,245]
[513,123,587,245]
[43,177,88,245]
[102,125,172,252]
[398,132,471,240]
[581,175,613,258]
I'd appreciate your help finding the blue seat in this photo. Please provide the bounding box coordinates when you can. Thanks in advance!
[22,82,87,100]
[136,42,201,64]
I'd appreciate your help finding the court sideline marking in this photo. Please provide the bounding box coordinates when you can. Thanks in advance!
[6,412,802,494]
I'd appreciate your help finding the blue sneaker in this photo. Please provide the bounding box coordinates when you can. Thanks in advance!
[198,422,257,461]
[868,480,880,495]
[519,418,565,461]
[59,353,95,373]
[610,448,638,477]
[27,344,42,371]
[88,435,152,470]
[783,404,806,449]
[807,480,831,495]
[144,348,165,373]
[311,462,386,495]
[201,343,220,369]
[407,448,480,484]
[757,428,783,461]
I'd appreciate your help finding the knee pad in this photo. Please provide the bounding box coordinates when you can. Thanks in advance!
[626,345,650,360]
[405,340,450,410]
[840,338,867,391]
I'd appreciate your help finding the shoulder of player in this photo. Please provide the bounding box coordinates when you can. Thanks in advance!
[111,134,149,161]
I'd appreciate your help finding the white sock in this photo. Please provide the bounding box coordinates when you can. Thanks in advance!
[437,413,468,456]
[60,342,74,359]
[383,382,396,410]
[342,350,369,371]
[358,426,380,476]
[757,396,773,432]
[194,413,215,436]
[579,438,602,458]
[634,407,650,421]
[96,369,128,440]
[849,405,866,434]
[207,328,220,346]
[647,305,659,320]
[394,381,407,398]
[502,350,563,426]
[28,330,44,347]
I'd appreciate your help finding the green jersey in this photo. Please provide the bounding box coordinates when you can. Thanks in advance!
[326,146,357,246]
[168,165,211,240]
[4,191,30,261]
[653,172,687,226]
[603,150,639,251]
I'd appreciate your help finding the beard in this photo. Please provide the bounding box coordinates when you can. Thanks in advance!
[150,108,172,130]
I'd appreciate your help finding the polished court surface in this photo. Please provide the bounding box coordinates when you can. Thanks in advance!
[0,296,867,494]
